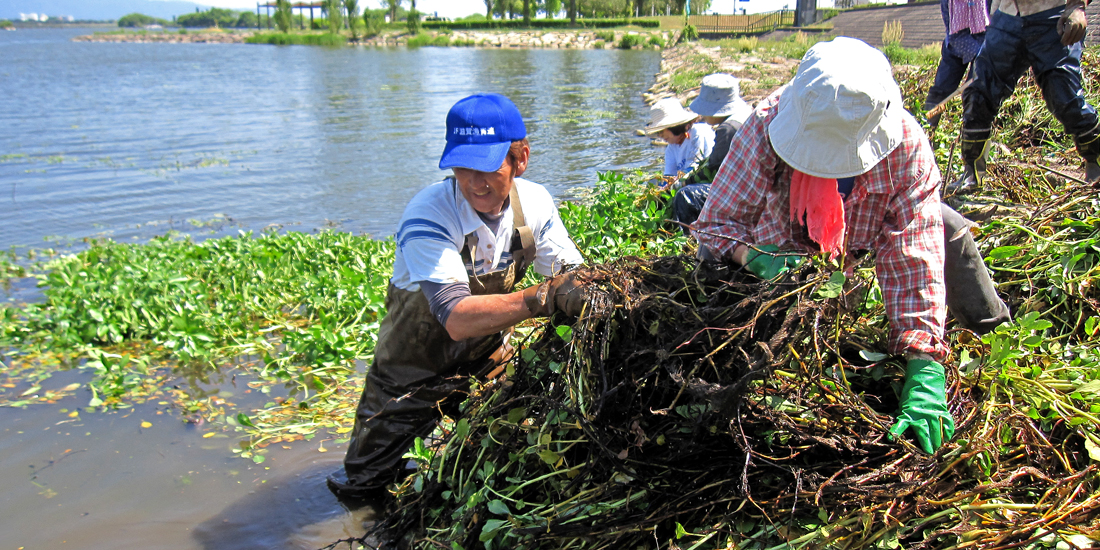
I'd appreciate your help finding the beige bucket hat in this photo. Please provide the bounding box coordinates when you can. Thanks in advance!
[768,37,905,179]
[690,73,753,126]
[644,98,699,136]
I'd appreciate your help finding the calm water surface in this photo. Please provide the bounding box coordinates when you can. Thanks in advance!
[0,28,661,250]
[0,28,661,550]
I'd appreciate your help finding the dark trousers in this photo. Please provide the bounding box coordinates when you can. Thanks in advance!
[962,6,1098,137]
[927,39,971,108]
[941,204,1011,333]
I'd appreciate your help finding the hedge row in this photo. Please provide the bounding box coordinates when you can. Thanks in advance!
[422,18,660,30]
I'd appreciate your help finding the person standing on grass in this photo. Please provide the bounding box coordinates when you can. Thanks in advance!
[328,93,586,502]
[694,37,1010,454]
[923,0,989,131]
[952,0,1099,191]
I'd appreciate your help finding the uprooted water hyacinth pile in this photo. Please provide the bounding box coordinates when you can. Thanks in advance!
[340,214,1100,550]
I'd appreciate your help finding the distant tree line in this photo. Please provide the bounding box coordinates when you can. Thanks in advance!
[118,13,170,27]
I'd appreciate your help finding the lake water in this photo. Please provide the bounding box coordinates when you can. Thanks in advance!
[0,27,661,251]
[0,28,662,550]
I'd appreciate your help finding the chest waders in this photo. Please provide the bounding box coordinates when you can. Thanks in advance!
[336,182,536,496]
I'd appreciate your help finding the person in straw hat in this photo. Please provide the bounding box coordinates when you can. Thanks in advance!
[644,97,715,180]
[668,73,755,228]
[694,37,1009,454]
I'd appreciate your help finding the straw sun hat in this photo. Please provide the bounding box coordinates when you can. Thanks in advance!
[768,37,905,179]
[643,98,699,136]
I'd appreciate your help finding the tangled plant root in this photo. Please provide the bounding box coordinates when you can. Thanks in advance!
[330,254,1100,550]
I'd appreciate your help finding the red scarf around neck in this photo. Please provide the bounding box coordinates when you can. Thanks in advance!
[789,169,846,259]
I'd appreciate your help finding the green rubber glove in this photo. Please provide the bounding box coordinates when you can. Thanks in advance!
[889,359,956,454]
[744,244,803,280]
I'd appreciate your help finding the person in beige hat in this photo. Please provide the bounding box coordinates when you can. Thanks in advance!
[668,73,756,228]
[644,97,714,179]
[694,37,1010,455]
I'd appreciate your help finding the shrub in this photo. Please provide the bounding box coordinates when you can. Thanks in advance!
[647,34,665,48]
[618,33,643,49]
[881,20,903,47]
[246,32,348,45]
[680,24,698,43]
[595,29,616,42]
[592,39,606,49]
[430,33,451,46]
[406,33,432,47]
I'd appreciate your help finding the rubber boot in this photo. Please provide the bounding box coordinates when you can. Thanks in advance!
[945,128,990,196]
[1074,122,1100,185]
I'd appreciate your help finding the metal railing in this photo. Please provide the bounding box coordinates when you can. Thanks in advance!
[687,10,795,34]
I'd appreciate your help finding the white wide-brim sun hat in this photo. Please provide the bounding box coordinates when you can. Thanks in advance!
[689,73,753,126]
[644,98,699,136]
[768,37,905,179]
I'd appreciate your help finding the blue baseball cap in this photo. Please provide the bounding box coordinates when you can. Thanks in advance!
[439,93,527,173]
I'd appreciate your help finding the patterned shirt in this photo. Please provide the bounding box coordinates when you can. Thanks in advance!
[694,88,948,360]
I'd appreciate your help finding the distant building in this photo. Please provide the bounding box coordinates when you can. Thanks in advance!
[19,13,39,22]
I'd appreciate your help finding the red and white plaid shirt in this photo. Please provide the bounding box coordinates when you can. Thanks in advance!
[694,88,948,360]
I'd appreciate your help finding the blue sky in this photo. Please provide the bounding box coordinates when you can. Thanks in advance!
[192,0,811,18]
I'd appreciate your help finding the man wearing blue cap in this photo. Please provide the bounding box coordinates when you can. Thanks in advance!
[329,93,584,500]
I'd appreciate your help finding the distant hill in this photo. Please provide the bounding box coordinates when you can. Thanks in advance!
[0,0,230,21]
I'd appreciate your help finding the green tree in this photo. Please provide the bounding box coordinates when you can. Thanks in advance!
[569,0,577,23]
[484,0,494,18]
[117,13,169,27]
[363,8,385,36]
[407,0,420,33]
[523,0,531,22]
[386,0,403,22]
[344,0,360,37]
[274,0,292,32]
[235,11,257,28]
[324,0,343,33]
[176,7,240,27]
[544,0,562,17]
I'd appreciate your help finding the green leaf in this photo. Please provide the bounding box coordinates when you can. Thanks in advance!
[487,499,511,516]
[236,412,255,428]
[675,522,688,539]
[859,350,889,362]
[1076,380,1100,399]
[816,271,846,299]
[537,450,560,465]
[1087,316,1099,337]
[988,245,1023,260]
[555,325,573,342]
[252,454,266,464]
[1085,434,1100,462]
[479,519,508,542]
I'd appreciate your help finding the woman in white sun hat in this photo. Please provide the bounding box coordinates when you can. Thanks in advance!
[669,73,756,228]
[695,37,1009,456]
[644,97,714,179]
